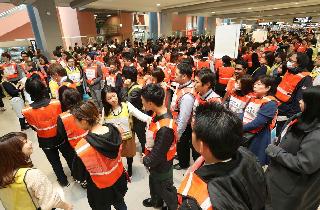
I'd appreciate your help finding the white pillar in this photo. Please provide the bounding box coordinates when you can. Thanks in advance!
[160,12,173,37]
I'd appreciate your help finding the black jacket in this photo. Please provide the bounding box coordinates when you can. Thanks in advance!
[72,123,127,204]
[179,147,266,210]
[143,112,175,173]
[266,114,320,210]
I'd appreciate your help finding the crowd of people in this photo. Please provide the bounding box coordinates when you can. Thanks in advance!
[0,29,320,210]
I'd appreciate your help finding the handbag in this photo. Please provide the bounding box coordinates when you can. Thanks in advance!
[241,132,256,147]
[82,80,91,101]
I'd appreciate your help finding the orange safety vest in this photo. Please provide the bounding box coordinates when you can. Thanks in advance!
[75,138,124,189]
[61,81,77,89]
[195,91,221,107]
[226,77,236,97]
[2,63,18,80]
[275,72,310,103]
[145,117,177,161]
[101,66,110,80]
[229,93,252,114]
[214,59,223,71]
[196,59,210,70]
[243,96,277,133]
[83,65,98,85]
[177,156,213,210]
[218,66,235,85]
[22,100,62,138]
[60,112,88,148]
[170,82,194,119]
[166,63,177,82]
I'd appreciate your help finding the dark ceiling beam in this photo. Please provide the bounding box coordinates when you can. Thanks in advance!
[70,0,97,9]
[208,5,320,19]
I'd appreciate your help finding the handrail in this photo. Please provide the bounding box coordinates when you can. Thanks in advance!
[0,4,27,19]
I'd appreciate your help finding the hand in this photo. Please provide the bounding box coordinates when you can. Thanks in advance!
[140,153,146,163]
[62,202,73,210]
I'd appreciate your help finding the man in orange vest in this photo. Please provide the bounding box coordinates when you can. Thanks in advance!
[141,84,178,210]
[275,53,312,135]
[215,55,235,97]
[170,63,196,170]
[177,103,266,210]
[22,78,70,187]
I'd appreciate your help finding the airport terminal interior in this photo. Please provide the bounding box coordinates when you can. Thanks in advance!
[1,0,320,210]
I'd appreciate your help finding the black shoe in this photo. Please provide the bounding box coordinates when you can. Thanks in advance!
[21,125,30,131]
[143,198,163,208]
[162,207,168,210]
[58,180,69,187]
[173,163,188,170]
[128,166,132,177]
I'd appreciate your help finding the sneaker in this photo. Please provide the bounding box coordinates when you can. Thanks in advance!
[142,198,163,208]
[58,180,70,187]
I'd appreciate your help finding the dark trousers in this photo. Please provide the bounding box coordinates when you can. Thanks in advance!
[0,97,4,108]
[42,141,75,184]
[149,169,178,210]
[106,199,127,210]
[133,119,146,153]
[18,117,27,129]
[177,124,200,168]
[276,121,286,137]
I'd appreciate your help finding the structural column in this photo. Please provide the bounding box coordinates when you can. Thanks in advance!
[207,17,216,35]
[149,12,158,40]
[160,12,173,37]
[27,0,64,58]
[197,16,205,35]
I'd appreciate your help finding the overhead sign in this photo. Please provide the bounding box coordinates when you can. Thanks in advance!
[214,24,241,59]
[293,17,312,23]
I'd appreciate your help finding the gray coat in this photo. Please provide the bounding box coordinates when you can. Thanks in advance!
[265,114,320,210]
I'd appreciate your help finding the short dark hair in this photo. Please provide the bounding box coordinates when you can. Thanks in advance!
[193,102,242,160]
[195,68,216,89]
[256,75,275,95]
[48,63,67,77]
[101,85,120,116]
[60,87,82,112]
[151,68,165,83]
[222,55,232,66]
[25,77,48,102]
[177,62,193,78]
[235,59,248,69]
[122,52,135,62]
[296,52,310,70]
[141,84,165,107]
[236,74,254,96]
[301,86,320,124]
[1,52,11,60]
[122,66,138,82]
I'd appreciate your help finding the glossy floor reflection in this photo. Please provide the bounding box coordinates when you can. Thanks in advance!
[0,98,186,210]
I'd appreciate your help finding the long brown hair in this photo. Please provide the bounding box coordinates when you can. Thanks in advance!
[0,132,33,188]
[71,100,100,127]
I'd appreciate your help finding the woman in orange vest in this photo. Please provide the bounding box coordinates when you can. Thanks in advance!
[1,52,22,84]
[22,77,71,187]
[56,87,88,183]
[215,55,235,97]
[242,76,278,165]
[227,74,254,116]
[71,100,128,210]
[0,132,73,210]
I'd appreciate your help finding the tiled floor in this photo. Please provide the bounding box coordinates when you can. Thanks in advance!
[0,98,186,210]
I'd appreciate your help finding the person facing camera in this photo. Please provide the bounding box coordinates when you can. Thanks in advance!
[177,103,266,210]
[266,86,320,210]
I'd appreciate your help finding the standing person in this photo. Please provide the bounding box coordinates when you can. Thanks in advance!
[57,88,87,175]
[83,54,103,110]
[266,86,320,210]
[242,76,278,165]
[121,66,147,153]
[71,101,128,210]
[0,132,73,210]
[177,103,266,210]
[65,55,83,94]
[0,52,23,84]
[141,84,178,210]
[171,63,196,170]
[102,86,150,177]
[193,68,221,112]
[215,55,235,97]
[275,52,312,135]
[22,78,71,186]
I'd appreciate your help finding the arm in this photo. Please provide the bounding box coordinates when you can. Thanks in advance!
[56,116,68,144]
[243,101,277,132]
[127,102,151,123]
[92,65,103,85]
[177,94,195,138]
[143,127,174,168]
[295,76,313,103]
[25,169,72,210]
[266,131,320,174]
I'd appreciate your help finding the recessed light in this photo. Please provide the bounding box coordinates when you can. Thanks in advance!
[273,8,278,9]
[211,11,215,14]
[94,14,97,17]
[107,15,111,17]
[156,3,160,7]
[295,2,299,4]
[248,8,252,10]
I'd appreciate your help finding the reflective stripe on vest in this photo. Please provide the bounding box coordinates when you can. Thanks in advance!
[0,168,36,210]
[243,96,277,133]
[178,172,213,210]
[60,112,88,148]
[145,118,177,161]
[75,138,124,189]
[22,100,61,138]
[170,83,194,119]
[218,67,235,85]
[275,72,309,103]
[229,94,251,114]
[3,63,18,80]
